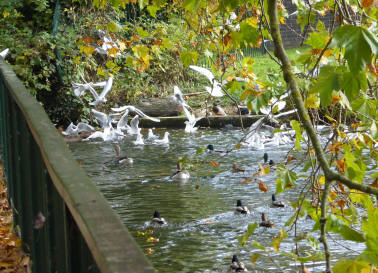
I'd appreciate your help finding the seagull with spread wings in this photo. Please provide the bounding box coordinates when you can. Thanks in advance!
[88,77,113,106]
[111,105,160,123]
[0,48,9,59]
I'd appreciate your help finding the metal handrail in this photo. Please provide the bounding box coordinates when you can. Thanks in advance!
[0,58,154,273]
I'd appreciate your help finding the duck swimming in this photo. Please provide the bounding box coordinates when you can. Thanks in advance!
[229,255,247,272]
[151,210,167,225]
[235,200,250,215]
[232,162,245,173]
[207,144,225,153]
[170,162,190,180]
[271,194,285,208]
[259,213,275,228]
[113,144,133,164]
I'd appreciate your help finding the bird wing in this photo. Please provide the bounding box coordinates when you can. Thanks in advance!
[117,110,130,131]
[0,48,9,59]
[87,84,100,100]
[91,81,107,88]
[182,105,195,123]
[77,122,95,132]
[91,109,108,128]
[111,106,129,112]
[274,109,297,118]
[132,107,161,122]
[130,115,139,131]
[206,86,224,97]
[62,122,76,135]
[99,77,113,99]
[189,65,214,83]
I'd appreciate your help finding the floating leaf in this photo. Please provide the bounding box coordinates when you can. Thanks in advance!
[285,155,296,165]
[251,253,261,263]
[241,178,252,184]
[258,163,270,176]
[209,161,220,167]
[258,180,268,192]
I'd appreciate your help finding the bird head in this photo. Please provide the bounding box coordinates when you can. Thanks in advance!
[153,211,160,218]
[237,200,242,207]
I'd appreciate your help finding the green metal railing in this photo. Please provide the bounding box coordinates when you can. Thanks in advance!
[0,59,155,273]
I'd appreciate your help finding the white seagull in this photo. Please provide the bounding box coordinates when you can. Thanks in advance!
[111,105,160,123]
[62,122,94,136]
[183,105,203,133]
[172,86,190,109]
[88,77,113,106]
[153,132,169,145]
[127,115,140,135]
[189,65,224,97]
[147,128,158,140]
[72,77,107,97]
[0,48,9,59]
[84,109,123,141]
[116,109,130,132]
[133,132,144,145]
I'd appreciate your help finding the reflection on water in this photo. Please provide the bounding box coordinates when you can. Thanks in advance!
[69,128,364,272]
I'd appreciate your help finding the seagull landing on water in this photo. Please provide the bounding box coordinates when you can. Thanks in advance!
[62,122,94,136]
[153,132,169,145]
[182,102,203,133]
[127,115,140,135]
[111,105,161,123]
[133,132,144,145]
[84,109,123,141]
[88,77,113,106]
[0,48,9,59]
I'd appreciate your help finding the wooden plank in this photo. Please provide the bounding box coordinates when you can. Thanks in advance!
[0,59,154,273]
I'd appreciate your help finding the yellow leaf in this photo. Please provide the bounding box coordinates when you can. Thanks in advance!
[319,176,325,185]
[285,155,296,165]
[280,17,286,24]
[146,237,159,243]
[251,253,261,263]
[235,143,241,150]
[145,248,153,254]
[245,17,259,28]
[258,163,270,176]
[329,191,338,200]
[3,11,10,18]
[209,161,220,167]
[305,93,320,109]
[118,41,126,51]
[81,45,95,55]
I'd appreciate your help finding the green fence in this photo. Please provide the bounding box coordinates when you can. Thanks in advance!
[0,59,155,273]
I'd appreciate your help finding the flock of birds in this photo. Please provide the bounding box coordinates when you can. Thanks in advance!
[150,151,286,273]
[2,42,301,272]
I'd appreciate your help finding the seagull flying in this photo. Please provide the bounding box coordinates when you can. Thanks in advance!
[88,77,113,106]
[172,86,190,109]
[183,105,203,133]
[72,77,107,97]
[189,65,224,97]
[111,105,160,123]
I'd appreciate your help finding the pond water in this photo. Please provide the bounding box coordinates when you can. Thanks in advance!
[69,128,364,272]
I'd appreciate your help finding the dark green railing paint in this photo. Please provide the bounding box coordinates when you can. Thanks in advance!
[0,59,154,273]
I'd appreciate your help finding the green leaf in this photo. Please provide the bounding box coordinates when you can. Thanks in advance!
[351,99,377,122]
[183,0,201,10]
[333,260,370,273]
[239,22,259,47]
[326,214,365,242]
[305,31,329,49]
[360,207,378,266]
[106,21,121,32]
[238,223,258,246]
[311,66,343,106]
[290,120,304,151]
[344,147,366,184]
[162,38,174,50]
[146,6,159,18]
[275,165,297,194]
[272,229,287,250]
[341,71,368,101]
[332,26,378,73]
[136,27,149,38]
[180,50,199,67]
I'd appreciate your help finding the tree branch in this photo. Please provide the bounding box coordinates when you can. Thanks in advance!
[266,0,378,197]
[320,180,332,273]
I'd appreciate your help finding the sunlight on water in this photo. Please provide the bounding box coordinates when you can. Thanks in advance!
[69,128,365,272]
